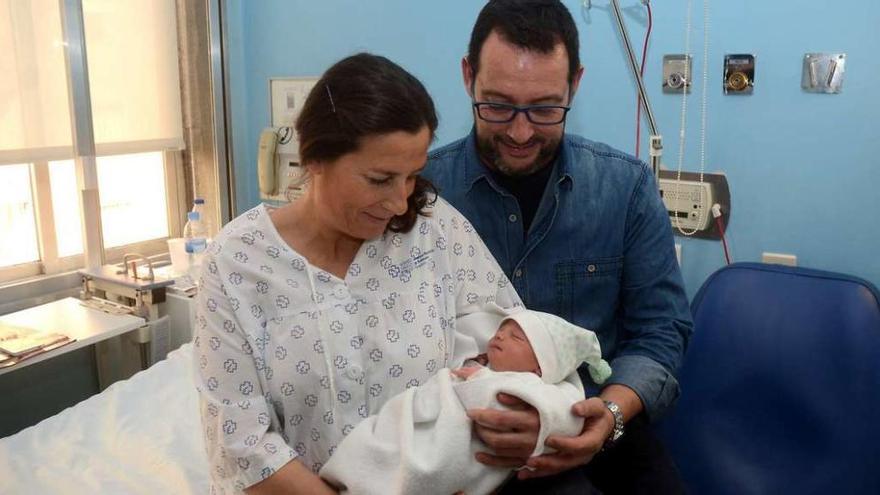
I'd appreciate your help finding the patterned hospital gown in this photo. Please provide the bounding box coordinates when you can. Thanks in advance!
[193,197,522,493]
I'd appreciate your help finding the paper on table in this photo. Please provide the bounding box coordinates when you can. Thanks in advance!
[0,322,73,360]
[0,336,75,368]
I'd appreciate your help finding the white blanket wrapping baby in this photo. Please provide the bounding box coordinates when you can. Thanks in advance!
[319,365,585,495]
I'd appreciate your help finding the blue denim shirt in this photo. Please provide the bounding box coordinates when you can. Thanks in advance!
[423,130,693,421]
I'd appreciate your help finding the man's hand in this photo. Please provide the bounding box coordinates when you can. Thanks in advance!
[517,397,614,479]
[468,393,540,467]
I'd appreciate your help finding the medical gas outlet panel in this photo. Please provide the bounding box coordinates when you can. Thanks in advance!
[657,170,730,240]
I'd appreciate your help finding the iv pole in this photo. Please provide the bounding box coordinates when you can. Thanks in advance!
[608,0,663,182]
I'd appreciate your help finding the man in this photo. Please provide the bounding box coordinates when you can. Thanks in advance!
[422,1,693,493]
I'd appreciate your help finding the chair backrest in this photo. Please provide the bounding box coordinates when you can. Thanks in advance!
[659,262,880,495]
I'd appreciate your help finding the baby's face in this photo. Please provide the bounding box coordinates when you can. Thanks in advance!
[487,320,541,375]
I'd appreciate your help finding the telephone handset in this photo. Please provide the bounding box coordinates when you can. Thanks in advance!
[258,128,279,196]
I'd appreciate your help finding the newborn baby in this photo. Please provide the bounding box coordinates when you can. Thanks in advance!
[455,310,611,382]
[320,308,611,495]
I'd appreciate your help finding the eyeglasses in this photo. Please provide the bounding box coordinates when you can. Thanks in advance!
[472,101,571,125]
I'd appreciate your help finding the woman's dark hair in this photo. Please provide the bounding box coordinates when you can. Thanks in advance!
[295,53,439,233]
[468,0,580,84]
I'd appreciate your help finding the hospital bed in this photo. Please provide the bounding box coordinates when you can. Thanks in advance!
[0,343,210,494]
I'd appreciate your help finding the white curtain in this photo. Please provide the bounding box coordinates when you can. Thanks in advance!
[0,0,184,166]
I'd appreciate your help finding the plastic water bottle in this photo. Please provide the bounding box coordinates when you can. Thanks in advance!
[192,198,213,239]
[183,211,208,277]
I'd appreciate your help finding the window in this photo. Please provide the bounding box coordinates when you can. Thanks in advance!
[0,165,39,267]
[49,152,172,254]
[0,0,184,283]
[48,161,82,258]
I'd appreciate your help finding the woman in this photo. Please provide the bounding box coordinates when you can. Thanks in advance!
[193,53,521,495]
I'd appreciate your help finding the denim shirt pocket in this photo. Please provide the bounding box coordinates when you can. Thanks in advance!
[554,257,624,323]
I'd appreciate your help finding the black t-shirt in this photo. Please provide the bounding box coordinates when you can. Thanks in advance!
[490,162,555,235]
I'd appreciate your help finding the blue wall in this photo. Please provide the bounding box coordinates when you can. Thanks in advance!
[227,0,880,298]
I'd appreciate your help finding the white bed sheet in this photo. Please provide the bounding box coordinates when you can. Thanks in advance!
[0,343,209,494]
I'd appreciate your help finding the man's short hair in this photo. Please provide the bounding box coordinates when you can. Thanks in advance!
[467,0,580,84]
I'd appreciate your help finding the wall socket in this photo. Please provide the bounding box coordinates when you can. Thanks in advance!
[656,170,731,240]
[657,178,714,231]
[762,252,797,266]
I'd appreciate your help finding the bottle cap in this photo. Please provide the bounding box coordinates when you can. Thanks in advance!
[188,211,200,221]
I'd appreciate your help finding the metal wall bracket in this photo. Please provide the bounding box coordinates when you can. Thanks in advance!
[663,54,692,94]
[802,53,845,94]
[723,54,755,95]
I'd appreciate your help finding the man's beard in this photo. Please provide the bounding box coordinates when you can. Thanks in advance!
[476,133,560,177]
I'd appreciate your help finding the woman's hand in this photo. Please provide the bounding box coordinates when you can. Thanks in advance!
[467,393,540,467]
[451,366,481,379]
[245,460,338,495]
[517,397,613,479]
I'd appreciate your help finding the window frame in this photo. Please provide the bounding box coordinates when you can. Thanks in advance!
[0,150,184,285]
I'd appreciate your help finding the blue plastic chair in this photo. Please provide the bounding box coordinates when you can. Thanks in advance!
[659,262,880,494]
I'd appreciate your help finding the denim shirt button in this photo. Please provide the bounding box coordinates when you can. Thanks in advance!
[514,269,523,278]
[587,264,597,273]
[508,214,517,223]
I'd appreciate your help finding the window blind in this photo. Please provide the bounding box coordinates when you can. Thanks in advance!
[0,0,184,166]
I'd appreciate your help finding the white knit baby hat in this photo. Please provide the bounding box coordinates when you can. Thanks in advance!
[502,309,612,385]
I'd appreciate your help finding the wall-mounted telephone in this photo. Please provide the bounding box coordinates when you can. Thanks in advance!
[258,128,281,196]
[264,77,318,201]
[258,127,306,202]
